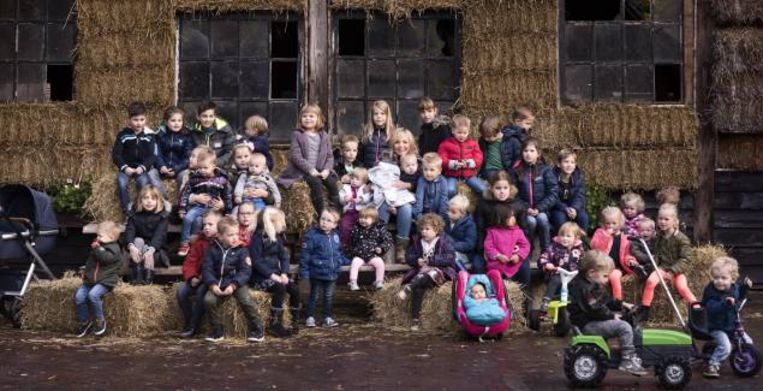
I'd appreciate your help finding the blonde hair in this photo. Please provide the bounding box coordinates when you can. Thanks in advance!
[658,203,680,231]
[298,103,325,130]
[232,143,253,157]
[359,206,379,223]
[321,207,341,223]
[135,185,165,213]
[341,134,360,148]
[418,213,445,234]
[350,167,369,184]
[391,128,419,157]
[400,153,418,166]
[479,115,503,138]
[244,115,268,136]
[557,148,577,163]
[191,145,215,158]
[638,217,655,231]
[258,206,286,242]
[97,220,121,240]
[417,97,436,112]
[711,256,740,280]
[657,186,681,206]
[448,194,470,213]
[363,100,396,142]
[620,192,646,212]
[196,148,216,165]
[217,216,239,235]
[451,114,471,131]
[422,152,443,169]
[250,152,267,166]
[580,250,614,275]
[558,222,583,238]
[600,206,625,228]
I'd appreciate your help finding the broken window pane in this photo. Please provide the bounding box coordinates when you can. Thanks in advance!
[655,64,681,102]
[428,60,456,100]
[19,0,44,21]
[47,64,72,101]
[338,18,365,56]
[16,63,45,101]
[0,1,15,20]
[211,20,238,58]
[398,60,425,98]
[594,24,622,61]
[0,63,12,100]
[210,61,238,98]
[337,59,365,98]
[564,64,592,102]
[594,64,622,101]
[368,18,394,57]
[654,0,682,22]
[240,20,268,58]
[565,0,621,21]
[565,24,593,61]
[625,0,650,20]
[180,61,209,99]
[240,61,269,99]
[270,100,299,139]
[46,22,75,61]
[427,19,455,57]
[271,20,298,58]
[367,59,395,98]
[397,19,426,57]
[48,0,75,22]
[181,20,209,59]
[625,24,651,62]
[653,24,681,63]
[271,60,297,99]
[0,23,14,60]
[625,64,653,101]
[336,100,365,135]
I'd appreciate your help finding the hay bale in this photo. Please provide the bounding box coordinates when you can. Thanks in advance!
[370,277,525,336]
[280,181,317,235]
[175,0,307,12]
[718,135,763,170]
[84,172,179,222]
[330,0,464,18]
[21,277,173,337]
[711,0,763,26]
[578,149,698,190]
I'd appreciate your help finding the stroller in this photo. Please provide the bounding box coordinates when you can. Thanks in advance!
[452,263,512,340]
[0,185,58,327]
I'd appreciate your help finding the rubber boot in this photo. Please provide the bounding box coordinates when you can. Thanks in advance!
[130,263,144,285]
[267,307,291,338]
[289,306,301,335]
[395,237,410,264]
[144,268,154,285]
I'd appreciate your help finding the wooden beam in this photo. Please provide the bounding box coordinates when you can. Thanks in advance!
[307,0,330,116]
[692,0,716,243]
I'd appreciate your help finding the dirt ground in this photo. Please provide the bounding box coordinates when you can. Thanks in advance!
[1,291,761,390]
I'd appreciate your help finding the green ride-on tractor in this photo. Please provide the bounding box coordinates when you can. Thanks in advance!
[528,268,578,337]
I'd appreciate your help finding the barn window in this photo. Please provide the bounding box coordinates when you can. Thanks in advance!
[178,13,301,142]
[560,0,683,104]
[0,0,76,102]
[333,11,460,135]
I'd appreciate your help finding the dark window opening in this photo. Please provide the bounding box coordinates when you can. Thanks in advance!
[655,64,681,102]
[271,61,297,99]
[46,64,72,101]
[337,19,364,56]
[625,0,650,20]
[271,20,298,58]
[565,0,621,21]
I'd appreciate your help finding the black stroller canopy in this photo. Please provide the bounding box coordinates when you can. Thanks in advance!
[0,185,58,231]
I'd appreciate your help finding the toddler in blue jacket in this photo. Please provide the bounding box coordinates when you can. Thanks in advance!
[300,208,350,328]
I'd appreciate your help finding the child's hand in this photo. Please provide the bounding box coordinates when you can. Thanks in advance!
[509,255,520,264]
[392,181,408,190]
[566,208,577,219]
[726,297,736,306]
[375,247,383,255]
[166,168,175,176]
[195,193,212,205]
[179,210,186,218]
[190,277,200,287]
[388,205,397,214]
[544,263,556,272]
[160,166,170,175]
[128,245,141,263]
[280,274,290,285]
[744,277,753,288]
[223,285,236,295]
[528,208,539,217]
[496,254,509,264]
[271,273,282,283]
[211,285,224,296]
[210,197,224,211]
[310,169,321,177]
[345,194,354,202]
[320,169,330,179]
[417,258,427,267]
[135,166,145,175]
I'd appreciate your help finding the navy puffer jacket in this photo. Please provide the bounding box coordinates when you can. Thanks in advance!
[499,125,527,171]
[201,241,251,289]
[553,166,586,212]
[299,227,350,281]
[511,160,559,212]
[155,124,195,173]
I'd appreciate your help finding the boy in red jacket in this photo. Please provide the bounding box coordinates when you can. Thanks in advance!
[437,115,485,197]
[176,210,222,337]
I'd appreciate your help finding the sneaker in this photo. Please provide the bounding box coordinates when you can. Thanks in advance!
[93,319,107,336]
[179,328,196,338]
[177,243,190,257]
[247,328,264,343]
[305,316,317,328]
[205,328,225,343]
[348,280,360,291]
[373,280,385,290]
[323,317,339,328]
[411,318,421,331]
[703,363,720,378]
[397,285,411,300]
[619,356,648,376]
[75,321,92,338]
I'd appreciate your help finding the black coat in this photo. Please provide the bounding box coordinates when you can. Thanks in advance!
[249,229,290,285]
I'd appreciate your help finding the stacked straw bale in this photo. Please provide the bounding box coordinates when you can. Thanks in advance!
[718,135,763,171]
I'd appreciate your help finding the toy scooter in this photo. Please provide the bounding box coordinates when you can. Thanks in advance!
[528,267,578,337]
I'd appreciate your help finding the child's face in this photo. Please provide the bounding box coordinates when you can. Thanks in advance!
[602,215,621,234]
[202,216,220,238]
[657,212,676,233]
[711,266,734,292]
[514,116,534,130]
[350,175,364,188]
[393,137,411,157]
[342,142,358,163]
[483,132,502,142]
[447,205,465,222]
[401,158,418,175]
[470,284,487,300]
[372,108,387,127]
[638,224,655,240]
[319,211,338,232]
[167,113,184,132]
[491,180,512,201]
[505,215,517,227]
[250,158,265,175]
[198,109,215,128]
[273,217,286,234]
[522,144,539,164]
[197,158,216,177]
[234,149,252,169]
[559,155,577,176]
[587,270,609,285]
[238,205,256,227]
[420,225,438,242]
[301,112,318,130]
[622,202,639,219]
[129,115,147,132]
[189,150,200,169]
[422,163,441,181]
[140,193,158,212]
[420,107,437,124]
[559,230,578,248]
[220,228,240,248]
[358,215,374,228]
[96,230,117,244]
[453,126,470,143]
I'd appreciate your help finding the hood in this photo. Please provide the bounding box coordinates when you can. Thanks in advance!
[500,124,526,139]
[466,274,496,298]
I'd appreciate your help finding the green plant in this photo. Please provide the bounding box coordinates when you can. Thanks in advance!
[51,179,92,216]
[586,183,614,232]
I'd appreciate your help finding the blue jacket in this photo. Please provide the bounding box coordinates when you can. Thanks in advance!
[701,282,748,335]
[499,125,527,171]
[359,128,390,168]
[155,124,195,173]
[112,127,159,172]
[413,175,449,219]
[299,227,350,281]
[446,214,477,255]
[201,241,251,289]
[553,166,586,212]
[511,160,559,212]
[249,229,290,286]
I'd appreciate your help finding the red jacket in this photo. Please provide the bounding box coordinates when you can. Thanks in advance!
[437,137,483,179]
[590,228,635,275]
[181,236,213,282]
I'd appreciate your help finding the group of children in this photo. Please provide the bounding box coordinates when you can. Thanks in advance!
[72,98,752,376]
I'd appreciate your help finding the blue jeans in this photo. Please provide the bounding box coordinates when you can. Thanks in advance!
[177,281,208,331]
[446,177,487,197]
[117,171,152,213]
[75,283,110,323]
[378,202,412,239]
[709,330,753,365]
[147,168,167,197]
[180,206,207,243]
[550,208,589,234]
[525,212,551,250]
[306,279,336,319]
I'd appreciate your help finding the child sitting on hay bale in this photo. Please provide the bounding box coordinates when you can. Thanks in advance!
[338,167,373,247]
[438,114,485,197]
[237,115,274,172]
[234,152,281,213]
[202,217,263,343]
[620,192,646,237]
[477,115,504,180]
[191,101,236,168]
[629,217,657,280]
[550,148,589,233]
[227,144,253,199]
[125,185,169,285]
[250,207,300,338]
[590,207,638,303]
[499,105,534,171]
[358,100,395,168]
[155,106,194,188]
[412,152,449,221]
[177,211,222,338]
[398,213,456,331]
[417,97,450,155]
[75,221,122,338]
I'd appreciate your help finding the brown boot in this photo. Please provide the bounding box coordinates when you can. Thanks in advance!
[395,237,409,264]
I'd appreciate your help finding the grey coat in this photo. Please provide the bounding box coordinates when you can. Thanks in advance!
[277,129,335,188]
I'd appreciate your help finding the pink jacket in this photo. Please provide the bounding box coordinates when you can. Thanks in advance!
[484,226,531,278]
[590,228,635,274]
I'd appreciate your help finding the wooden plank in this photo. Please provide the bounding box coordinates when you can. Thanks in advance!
[152,263,413,277]
[716,171,763,192]
[714,192,763,210]
[693,0,714,243]
[713,210,763,229]
[307,0,329,112]
[713,228,763,247]
[83,223,181,234]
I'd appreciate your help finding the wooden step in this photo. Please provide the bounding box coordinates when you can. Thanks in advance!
[83,223,182,234]
[151,263,412,277]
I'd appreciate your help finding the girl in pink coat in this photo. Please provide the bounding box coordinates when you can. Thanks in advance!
[485,204,531,280]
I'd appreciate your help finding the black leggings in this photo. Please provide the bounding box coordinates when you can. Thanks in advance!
[303,174,339,214]
[266,281,301,309]
[410,274,436,319]
[544,274,562,300]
